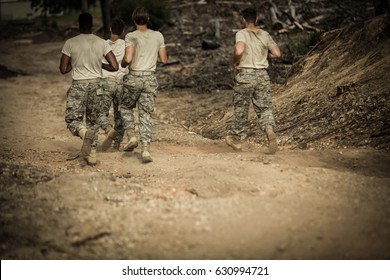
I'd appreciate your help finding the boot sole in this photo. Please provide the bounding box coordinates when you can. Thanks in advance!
[225,136,242,151]
[81,130,93,157]
[85,158,97,166]
[123,141,138,152]
[141,151,153,163]
[142,156,153,163]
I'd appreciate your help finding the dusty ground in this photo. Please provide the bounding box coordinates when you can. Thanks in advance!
[0,35,390,260]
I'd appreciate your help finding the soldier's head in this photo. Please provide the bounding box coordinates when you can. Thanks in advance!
[241,8,257,24]
[132,7,150,26]
[110,18,125,36]
[78,12,93,32]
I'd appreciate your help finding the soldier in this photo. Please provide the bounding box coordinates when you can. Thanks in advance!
[100,18,128,151]
[121,7,168,163]
[226,7,281,154]
[60,12,118,165]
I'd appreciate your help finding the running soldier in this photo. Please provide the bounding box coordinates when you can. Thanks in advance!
[60,13,118,165]
[226,7,281,154]
[100,18,128,151]
[121,7,168,163]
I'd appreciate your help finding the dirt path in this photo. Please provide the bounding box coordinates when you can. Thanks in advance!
[0,40,389,260]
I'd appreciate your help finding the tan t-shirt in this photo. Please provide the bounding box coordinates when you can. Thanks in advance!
[235,28,277,69]
[62,34,112,80]
[125,29,165,72]
[102,38,128,79]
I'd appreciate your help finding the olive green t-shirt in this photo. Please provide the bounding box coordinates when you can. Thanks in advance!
[125,29,165,72]
[235,28,277,69]
[62,34,112,80]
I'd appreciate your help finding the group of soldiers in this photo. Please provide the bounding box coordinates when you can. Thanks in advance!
[59,7,280,166]
[60,7,167,165]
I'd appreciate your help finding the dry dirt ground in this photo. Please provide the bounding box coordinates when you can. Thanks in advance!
[0,38,390,260]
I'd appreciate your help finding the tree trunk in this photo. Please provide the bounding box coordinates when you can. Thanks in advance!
[81,0,88,13]
[100,0,111,39]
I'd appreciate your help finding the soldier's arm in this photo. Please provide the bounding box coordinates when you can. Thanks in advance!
[268,45,281,59]
[158,47,168,65]
[102,51,119,72]
[59,54,72,74]
[232,41,245,68]
[121,46,135,68]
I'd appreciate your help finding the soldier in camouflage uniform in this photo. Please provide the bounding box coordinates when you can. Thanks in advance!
[226,7,281,154]
[59,13,118,165]
[121,7,168,163]
[99,18,129,152]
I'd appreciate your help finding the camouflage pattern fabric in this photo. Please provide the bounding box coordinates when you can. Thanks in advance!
[231,70,276,138]
[65,81,103,148]
[99,78,125,143]
[121,74,158,142]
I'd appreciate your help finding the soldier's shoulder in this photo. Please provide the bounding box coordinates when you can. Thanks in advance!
[258,29,270,35]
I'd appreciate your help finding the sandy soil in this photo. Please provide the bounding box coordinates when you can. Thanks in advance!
[0,39,389,260]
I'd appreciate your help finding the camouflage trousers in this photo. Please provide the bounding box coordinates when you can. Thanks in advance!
[100,78,125,143]
[121,73,158,142]
[230,69,276,138]
[65,79,103,148]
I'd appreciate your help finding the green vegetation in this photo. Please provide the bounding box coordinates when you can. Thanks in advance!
[291,31,322,56]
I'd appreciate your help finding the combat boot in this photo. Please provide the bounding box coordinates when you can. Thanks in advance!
[225,135,242,151]
[80,128,93,157]
[113,141,121,151]
[85,148,97,166]
[141,141,152,163]
[265,125,277,154]
[123,129,138,152]
[101,128,117,151]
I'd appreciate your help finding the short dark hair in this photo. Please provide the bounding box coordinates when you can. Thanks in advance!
[241,8,257,24]
[132,7,149,25]
[111,18,125,35]
[79,12,93,28]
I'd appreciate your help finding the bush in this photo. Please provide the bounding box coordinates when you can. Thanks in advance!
[291,31,322,56]
[118,0,170,30]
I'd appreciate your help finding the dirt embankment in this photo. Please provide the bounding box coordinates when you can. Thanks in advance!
[182,13,390,151]
[274,13,390,150]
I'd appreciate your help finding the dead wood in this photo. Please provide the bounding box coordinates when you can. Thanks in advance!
[156,0,378,94]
